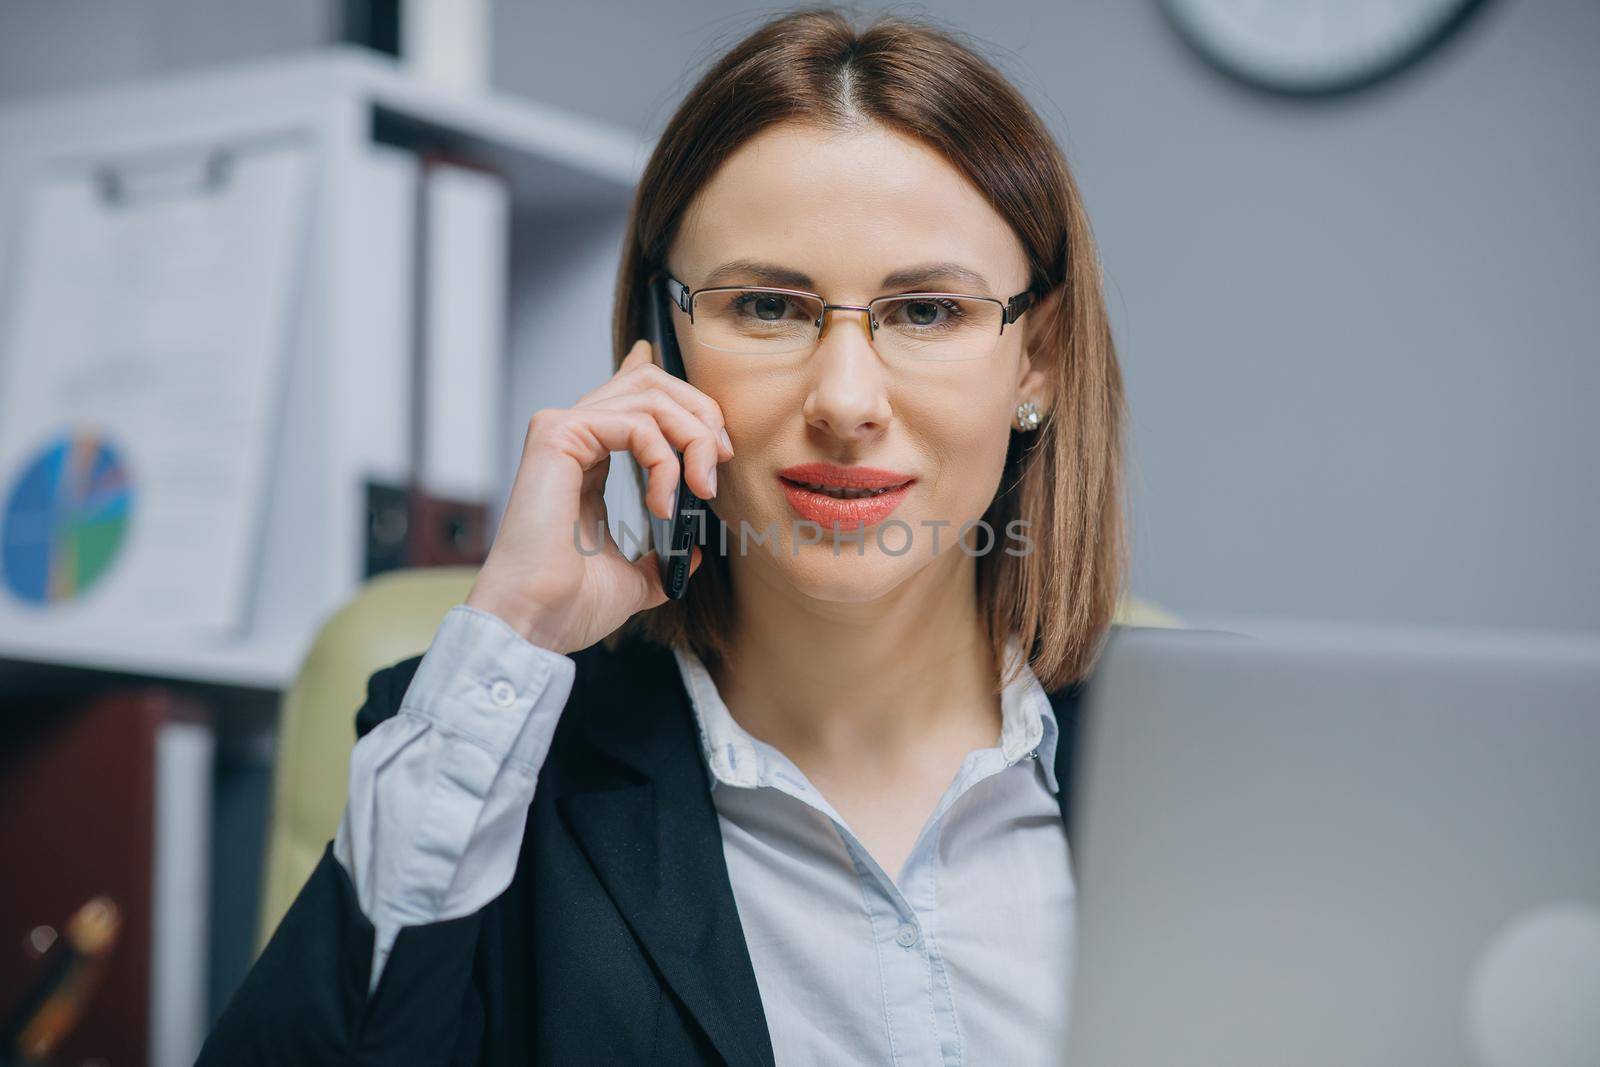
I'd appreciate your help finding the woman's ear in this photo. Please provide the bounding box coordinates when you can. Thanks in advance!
[1014,286,1064,407]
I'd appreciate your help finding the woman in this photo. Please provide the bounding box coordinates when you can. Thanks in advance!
[203,7,1127,1065]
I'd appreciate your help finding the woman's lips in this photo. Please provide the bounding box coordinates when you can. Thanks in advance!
[776,474,914,531]
[775,462,913,490]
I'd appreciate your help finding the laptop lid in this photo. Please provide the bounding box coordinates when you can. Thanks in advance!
[1066,625,1600,1067]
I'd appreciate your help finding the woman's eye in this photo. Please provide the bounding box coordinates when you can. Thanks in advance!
[894,298,963,327]
[732,293,794,321]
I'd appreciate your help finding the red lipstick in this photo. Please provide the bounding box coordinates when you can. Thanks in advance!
[776,462,915,531]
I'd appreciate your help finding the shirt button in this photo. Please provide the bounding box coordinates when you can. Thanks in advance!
[488,679,517,708]
[895,922,919,948]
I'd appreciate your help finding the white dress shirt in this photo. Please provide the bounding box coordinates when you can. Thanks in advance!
[332,603,1075,1064]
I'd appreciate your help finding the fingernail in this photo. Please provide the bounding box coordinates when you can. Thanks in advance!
[718,427,733,454]
[706,465,718,497]
[669,488,678,516]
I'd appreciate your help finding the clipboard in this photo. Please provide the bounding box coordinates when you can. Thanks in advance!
[0,131,314,637]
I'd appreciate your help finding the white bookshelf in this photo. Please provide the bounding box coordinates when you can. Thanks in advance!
[0,45,644,688]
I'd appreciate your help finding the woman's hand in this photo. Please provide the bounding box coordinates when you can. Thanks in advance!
[463,338,733,654]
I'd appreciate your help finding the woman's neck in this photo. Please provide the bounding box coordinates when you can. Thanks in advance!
[709,548,1003,768]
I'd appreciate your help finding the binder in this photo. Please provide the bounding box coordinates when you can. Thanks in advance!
[363,150,509,576]
[418,156,509,505]
[0,687,215,1066]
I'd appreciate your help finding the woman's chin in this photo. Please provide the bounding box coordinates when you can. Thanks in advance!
[714,506,939,601]
[776,543,919,603]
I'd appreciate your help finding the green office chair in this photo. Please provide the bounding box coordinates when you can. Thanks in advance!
[255,568,1184,950]
[255,566,480,952]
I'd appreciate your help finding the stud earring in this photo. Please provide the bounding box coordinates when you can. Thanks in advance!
[1014,399,1042,432]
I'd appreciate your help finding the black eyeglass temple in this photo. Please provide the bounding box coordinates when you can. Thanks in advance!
[658,272,691,314]
[1003,289,1036,326]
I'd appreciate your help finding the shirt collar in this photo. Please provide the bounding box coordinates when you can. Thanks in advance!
[671,633,1061,796]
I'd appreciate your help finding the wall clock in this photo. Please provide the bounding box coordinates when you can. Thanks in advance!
[1158,0,1489,96]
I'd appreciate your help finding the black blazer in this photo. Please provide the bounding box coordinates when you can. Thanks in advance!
[200,626,1089,1066]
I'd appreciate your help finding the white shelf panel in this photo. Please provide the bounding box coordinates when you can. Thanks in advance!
[0,626,312,690]
[0,48,640,692]
[0,45,644,193]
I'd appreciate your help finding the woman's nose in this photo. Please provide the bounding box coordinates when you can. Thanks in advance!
[802,307,892,442]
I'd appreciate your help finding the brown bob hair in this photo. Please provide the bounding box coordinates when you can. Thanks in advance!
[606,6,1129,691]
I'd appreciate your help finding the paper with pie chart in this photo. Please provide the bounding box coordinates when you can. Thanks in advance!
[0,134,312,635]
[1,430,134,605]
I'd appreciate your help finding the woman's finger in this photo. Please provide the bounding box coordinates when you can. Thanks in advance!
[630,544,703,612]
[619,337,652,371]
[586,388,721,500]
[581,350,733,461]
[528,406,682,520]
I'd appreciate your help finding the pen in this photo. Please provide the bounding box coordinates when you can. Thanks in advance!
[4,896,121,1067]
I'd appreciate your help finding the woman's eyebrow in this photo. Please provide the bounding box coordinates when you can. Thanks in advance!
[700,259,994,296]
[702,259,815,289]
[879,262,993,296]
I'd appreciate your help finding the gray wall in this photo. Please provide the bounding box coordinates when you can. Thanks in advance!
[0,0,329,99]
[4,0,1596,633]
[494,0,1600,634]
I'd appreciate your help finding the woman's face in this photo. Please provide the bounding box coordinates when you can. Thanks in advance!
[666,120,1053,603]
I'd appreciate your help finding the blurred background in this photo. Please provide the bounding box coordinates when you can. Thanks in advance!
[0,1,1593,1064]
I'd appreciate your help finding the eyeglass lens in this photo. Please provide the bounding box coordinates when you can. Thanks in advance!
[689,288,1005,361]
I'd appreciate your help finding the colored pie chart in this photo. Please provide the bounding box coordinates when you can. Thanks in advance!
[2,430,133,604]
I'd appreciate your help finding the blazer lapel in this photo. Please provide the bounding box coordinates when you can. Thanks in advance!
[1047,679,1088,836]
[556,635,775,1067]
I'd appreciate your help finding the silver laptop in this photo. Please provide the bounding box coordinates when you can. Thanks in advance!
[1065,624,1600,1067]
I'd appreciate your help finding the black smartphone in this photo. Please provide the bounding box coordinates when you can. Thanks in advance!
[645,276,704,599]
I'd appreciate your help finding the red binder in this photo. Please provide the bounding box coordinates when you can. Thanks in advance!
[0,686,211,1066]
